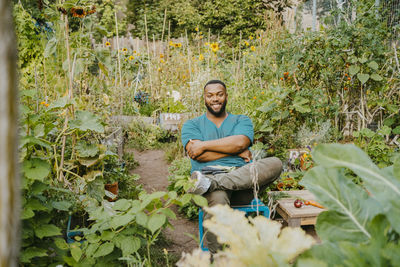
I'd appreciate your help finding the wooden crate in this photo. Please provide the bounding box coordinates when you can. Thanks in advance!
[269,190,325,227]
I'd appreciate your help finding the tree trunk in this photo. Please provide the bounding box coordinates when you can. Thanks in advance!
[0,0,19,266]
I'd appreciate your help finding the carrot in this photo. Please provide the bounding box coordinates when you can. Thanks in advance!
[304,200,324,209]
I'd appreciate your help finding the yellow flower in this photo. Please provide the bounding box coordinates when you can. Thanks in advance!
[199,31,202,35]
[129,55,135,61]
[253,96,257,100]
[174,43,182,48]
[210,42,219,52]
[204,42,210,46]
[199,54,204,61]
[40,101,46,105]
[169,41,174,47]
[133,50,137,54]
[45,103,49,107]
[261,91,264,94]
[157,67,161,72]
[199,35,203,39]
[243,51,248,56]
[163,248,168,255]
[244,40,249,46]
[159,53,164,58]
[122,48,128,53]
[105,41,111,47]
[250,46,256,51]
[195,26,199,32]
[249,36,254,40]
[160,59,165,63]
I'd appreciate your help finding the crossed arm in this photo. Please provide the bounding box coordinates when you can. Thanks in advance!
[185,135,252,163]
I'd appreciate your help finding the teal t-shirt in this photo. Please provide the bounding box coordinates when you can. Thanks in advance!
[181,113,254,173]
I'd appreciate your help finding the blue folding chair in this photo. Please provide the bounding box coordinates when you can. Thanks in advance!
[198,198,270,251]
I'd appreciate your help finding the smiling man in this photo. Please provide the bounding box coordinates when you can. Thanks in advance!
[181,80,282,253]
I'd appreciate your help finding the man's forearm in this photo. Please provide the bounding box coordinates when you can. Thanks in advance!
[201,135,250,154]
[194,151,230,162]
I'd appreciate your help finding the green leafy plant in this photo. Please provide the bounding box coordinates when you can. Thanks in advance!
[297,144,400,266]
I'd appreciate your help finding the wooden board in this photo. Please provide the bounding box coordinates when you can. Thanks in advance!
[269,190,326,227]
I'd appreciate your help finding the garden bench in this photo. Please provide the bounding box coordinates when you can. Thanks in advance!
[269,190,325,227]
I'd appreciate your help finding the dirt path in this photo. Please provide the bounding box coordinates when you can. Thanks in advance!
[128,149,198,257]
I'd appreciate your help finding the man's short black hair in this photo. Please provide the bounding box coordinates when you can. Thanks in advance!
[204,80,226,91]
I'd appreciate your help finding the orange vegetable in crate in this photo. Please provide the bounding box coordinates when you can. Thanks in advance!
[304,200,324,209]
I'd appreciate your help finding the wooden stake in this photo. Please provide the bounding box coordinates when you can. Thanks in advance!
[144,14,153,96]
[161,8,167,43]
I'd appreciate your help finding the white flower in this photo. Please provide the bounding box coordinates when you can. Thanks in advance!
[171,90,181,102]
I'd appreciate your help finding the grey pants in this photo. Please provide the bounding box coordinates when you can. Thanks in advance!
[202,157,282,253]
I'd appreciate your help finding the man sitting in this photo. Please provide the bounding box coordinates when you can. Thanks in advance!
[181,80,282,253]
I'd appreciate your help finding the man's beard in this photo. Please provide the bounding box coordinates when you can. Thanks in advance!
[205,99,227,117]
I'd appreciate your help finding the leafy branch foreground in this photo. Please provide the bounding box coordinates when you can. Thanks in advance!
[177,144,400,267]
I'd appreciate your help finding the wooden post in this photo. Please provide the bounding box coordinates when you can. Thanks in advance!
[0,0,19,265]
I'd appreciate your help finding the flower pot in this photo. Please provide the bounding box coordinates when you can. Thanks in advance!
[105,181,118,201]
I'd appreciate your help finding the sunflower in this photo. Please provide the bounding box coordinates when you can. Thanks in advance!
[199,54,204,61]
[244,40,249,46]
[174,43,182,48]
[250,45,256,51]
[122,48,128,53]
[70,7,86,18]
[210,43,219,52]
[105,41,111,47]
[129,56,135,61]
[169,41,174,47]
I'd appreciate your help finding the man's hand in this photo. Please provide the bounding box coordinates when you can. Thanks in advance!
[187,139,205,159]
[238,149,252,163]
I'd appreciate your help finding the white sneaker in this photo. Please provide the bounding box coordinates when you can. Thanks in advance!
[189,171,211,195]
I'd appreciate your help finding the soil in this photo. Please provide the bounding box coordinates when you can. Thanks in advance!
[128,149,320,259]
[128,149,198,258]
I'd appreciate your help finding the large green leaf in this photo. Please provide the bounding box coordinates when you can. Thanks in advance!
[44,37,58,58]
[299,242,345,265]
[76,141,99,157]
[357,73,370,84]
[301,167,378,242]
[135,212,148,228]
[370,73,383,81]
[311,144,400,233]
[71,245,82,262]
[20,247,48,263]
[113,199,131,211]
[147,213,166,234]
[35,224,62,239]
[22,158,51,181]
[25,198,47,211]
[48,96,75,110]
[110,213,135,229]
[292,96,311,113]
[340,215,393,267]
[93,242,114,257]
[54,237,69,250]
[20,136,51,149]
[193,195,208,207]
[115,235,141,256]
[51,201,72,211]
[70,110,104,133]
[349,65,360,76]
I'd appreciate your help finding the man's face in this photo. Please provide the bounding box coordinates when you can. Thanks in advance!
[204,83,228,117]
